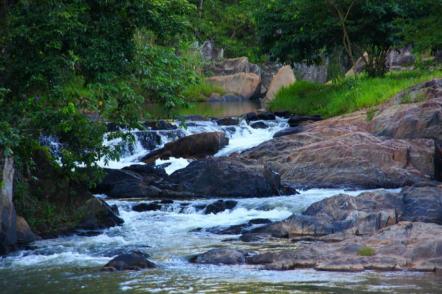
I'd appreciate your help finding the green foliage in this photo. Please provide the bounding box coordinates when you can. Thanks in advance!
[255,0,426,76]
[270,69,442,117]
[0,0,196,186]
[399,0,442,54]
[190,0,263,61]
[182,81,224,102]
[357,246,376,257]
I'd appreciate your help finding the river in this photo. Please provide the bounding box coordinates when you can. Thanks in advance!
[1,115,441,293]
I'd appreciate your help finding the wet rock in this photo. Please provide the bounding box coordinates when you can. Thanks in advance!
[143,120,177,130]
[250,121,268,129]
[207,218,272,235]
[142,132,229,162]
[15,216,39,245]
[160,199,174,204]
[102,251,156,271]
[243,186,442,241]
[132,202,162,212]
[370,79,442,141]
[166,157,285,198]
[288,115,322,127]
[247,222,442,272]
[78,198,124,230]
[244,112,276,122]
[216,117,240,126]
[204,200,238,214]
[133,131,162,151]
[273,126,304,138]
[190,249,249,265]
[436,140,442,181]
[273,111,292,118]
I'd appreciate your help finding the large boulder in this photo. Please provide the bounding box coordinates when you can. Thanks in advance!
[206,57,261,76]
[246,131,434,189]
[143,132,228,162]
[386,46,415,70]
[190,248,248,265]
[265,65,296,101]
[247,222,442,272]
[206,73,261,99]
[77,198,124,230]
[102,251,156,271]
[242,186,442,241]
[370,79,442,141]
[204,200,237,214]
[166,158,288,198]
[259,62,283,96]
[15,216,39,245]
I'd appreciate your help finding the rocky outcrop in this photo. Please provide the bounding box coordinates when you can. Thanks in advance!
[206,73,261,99]
[265,65,296,101]
[142,132,228,162]
[97,158,293,199]
[207,57,261,77]
[386,46,415,70]
[204,200,237,214]
[15,216,39,245]
[370,80,442,141]
[248,222,442,272]
[293,62,328,83]
[0,154,17,255]
[259,62,283,96]
[102,251,156,271]
[190,249,249,265]
[77,198,124,230]
[245,130,434,189]
[241,186,442,242]
[200,40,224,61]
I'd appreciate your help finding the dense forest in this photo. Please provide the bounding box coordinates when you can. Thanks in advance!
[1,0,442,278]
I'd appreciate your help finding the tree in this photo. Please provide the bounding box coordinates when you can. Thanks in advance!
[0,0,194,183]
[255,0,415,76]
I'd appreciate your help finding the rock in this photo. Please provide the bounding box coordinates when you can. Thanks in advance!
[132,202,162,212]
[207,218,272,235]
[250,121,267,129]
[166,157,285,198]
[246,222,442,272]
[200,40,224,61]
[265,65,296,101]
[204,200,238,214]
[190,249,248,265]
[245,111,276,122]
[94,166,165,199]
[0,154,17,255]
[288,115,322,127]
[142,132,229,162]
[143,120,177,130]
[243,186,442,241]
[206,57,261,76]
[293,62,329,83]
[259,62,283,96]
[273,111,292,118]
[133,131,161,151]
[206,73,261,99]
[370,80,442,141]
[102,251,156,271]
[248,131,435,189]
[436,140,442,181]
[216,117,240,126]
[387,46,415,70]
[78,198,124,230]
[273,126,304,138]
[15,216,39,244]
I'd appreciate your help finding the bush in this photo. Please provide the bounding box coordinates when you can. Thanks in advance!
[182,81,225,102]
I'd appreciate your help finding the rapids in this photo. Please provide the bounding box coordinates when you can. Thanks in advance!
[2,117,442,293]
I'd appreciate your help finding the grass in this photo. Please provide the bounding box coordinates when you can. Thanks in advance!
[357,246,376,257]
[269,69,442,118]
[182,80,225,102]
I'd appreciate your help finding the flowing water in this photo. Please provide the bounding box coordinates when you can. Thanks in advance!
[2,117,442,293]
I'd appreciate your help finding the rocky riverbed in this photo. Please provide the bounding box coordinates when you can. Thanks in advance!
[1,79,442,293]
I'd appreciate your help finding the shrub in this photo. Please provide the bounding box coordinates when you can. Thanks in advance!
[357,246,376,257]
